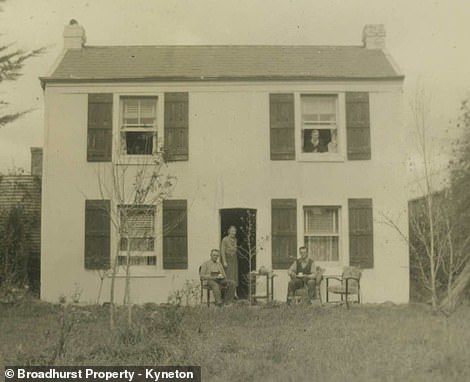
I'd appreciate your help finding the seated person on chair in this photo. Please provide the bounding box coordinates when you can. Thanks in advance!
[200,249,236,306]
[287,246,317,304]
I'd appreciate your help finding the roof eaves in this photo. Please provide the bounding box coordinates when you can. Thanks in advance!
[40,74,405,87]
[382,48,404,77]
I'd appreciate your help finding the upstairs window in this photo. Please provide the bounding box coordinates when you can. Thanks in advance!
[120,97,158,155]
[304,206,340,262]
[119,205,156,266]
[301,95,338,154]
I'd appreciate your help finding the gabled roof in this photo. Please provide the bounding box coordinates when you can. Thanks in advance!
[41,45,403,86]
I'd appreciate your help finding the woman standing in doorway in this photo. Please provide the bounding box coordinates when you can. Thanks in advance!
[220,225,239,291]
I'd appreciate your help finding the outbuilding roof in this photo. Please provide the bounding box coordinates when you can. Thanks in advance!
[41,45,403,85]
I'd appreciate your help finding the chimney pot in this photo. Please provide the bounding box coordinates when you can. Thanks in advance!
[362,24,386,49]
[63,20,86,50]
[30,147,43,177]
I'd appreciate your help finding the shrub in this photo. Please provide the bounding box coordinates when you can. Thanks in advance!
[0,204,39,290]
[0,283,30,305]
[149,305,185,337]
[167,279,201,306]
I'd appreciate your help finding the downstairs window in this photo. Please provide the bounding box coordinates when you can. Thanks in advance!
[119,205,156,266]
[304,206,340,262]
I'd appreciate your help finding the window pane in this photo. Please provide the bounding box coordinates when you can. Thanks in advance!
[123,132,154,155]
[140,98,157,125]
[118,255,157,266]
[120,207,155,235]
[300,94,338,154]
[122,97,157,126]
[147,256,157,266]
[120,237,155,252]
[120,237,128,251]
[120,206,155,219]
[305,236,339,261]
[117,256,126,266]
[122,98,139,125]
[304,207,339,234]
[120,97,157,156]
[302,95,336,124]
[129,238,155,251]
[119,206,155,252]
[302,128,337,153]
[125,209,154,236]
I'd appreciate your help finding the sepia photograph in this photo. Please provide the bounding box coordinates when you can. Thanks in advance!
[0,0,469,380]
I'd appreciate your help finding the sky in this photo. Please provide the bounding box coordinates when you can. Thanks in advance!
[0,0,469,190]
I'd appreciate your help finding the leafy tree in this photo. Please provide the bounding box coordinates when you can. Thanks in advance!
[440,99,470,311]
[0,205,33,286]
[0,176,41,300]
[0,0,45,127]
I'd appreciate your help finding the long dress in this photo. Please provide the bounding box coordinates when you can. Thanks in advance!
[220,235,238,286]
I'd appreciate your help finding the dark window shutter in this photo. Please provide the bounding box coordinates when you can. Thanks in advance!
[270,94,295,160]
[348,198,374,269]
[163,199,188,269]
[87,93,113,162]
[164,93,189,161]
[346,92,371,160]
[272,199,297,269]
[85,200,111,270]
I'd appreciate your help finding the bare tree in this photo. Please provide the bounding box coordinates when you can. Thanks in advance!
[383,87,453,311]
[407,190,452,310]
[238,211,256,304]
[384,89,470,313]
[238,210,268,305]
[410,88,442,309]
[96,148,176,328]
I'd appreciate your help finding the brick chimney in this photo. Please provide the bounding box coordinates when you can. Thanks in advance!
[63,19,86,50]
[362,24,386,49]
[30,147,43,177]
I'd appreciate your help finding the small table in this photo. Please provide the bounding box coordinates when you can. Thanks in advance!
[250,272,277,302]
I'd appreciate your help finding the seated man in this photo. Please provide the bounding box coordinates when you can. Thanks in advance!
[200,249,236,306]
[287,246,317,304]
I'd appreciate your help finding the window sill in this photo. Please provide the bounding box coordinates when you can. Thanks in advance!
[112,268,167,278]
[315,262,343,271]
[115,155,161,166]
[297,154,345,163]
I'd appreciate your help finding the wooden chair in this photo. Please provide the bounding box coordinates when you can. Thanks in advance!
[325,266,361,308]
[199,266,212,306]
[294,266,325,305]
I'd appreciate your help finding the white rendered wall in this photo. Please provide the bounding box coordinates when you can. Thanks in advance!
[41,80,408,304]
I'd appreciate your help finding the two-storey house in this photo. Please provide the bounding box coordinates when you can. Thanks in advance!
[40,21,408,304]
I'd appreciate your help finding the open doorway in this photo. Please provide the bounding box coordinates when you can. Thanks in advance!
[220,208,257,299]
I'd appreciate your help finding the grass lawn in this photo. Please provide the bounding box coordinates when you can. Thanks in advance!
[1,300,470,381]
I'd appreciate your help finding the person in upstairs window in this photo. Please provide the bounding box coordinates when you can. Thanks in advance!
[287,246,318,305]
[304,129,328,153]
[327,130,338,153]
[200,249,235,306]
